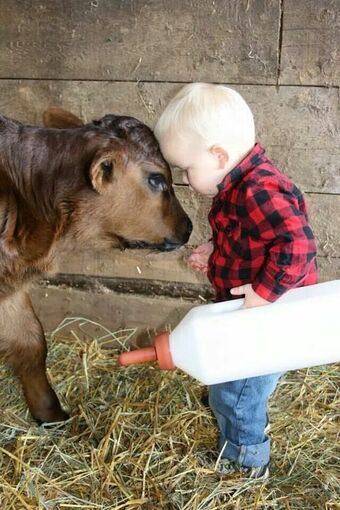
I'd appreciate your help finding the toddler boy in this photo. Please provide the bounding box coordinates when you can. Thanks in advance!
[154,83,317,479]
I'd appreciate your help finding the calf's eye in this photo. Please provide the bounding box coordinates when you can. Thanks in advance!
[148,173,168,192]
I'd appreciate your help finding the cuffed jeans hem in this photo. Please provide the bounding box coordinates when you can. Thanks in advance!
[219,437,271,468]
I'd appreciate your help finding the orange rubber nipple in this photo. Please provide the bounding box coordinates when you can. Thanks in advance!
[118,332,175,370]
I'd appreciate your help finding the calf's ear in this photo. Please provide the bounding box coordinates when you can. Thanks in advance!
[42,107,84,129]
[89,154,116,194]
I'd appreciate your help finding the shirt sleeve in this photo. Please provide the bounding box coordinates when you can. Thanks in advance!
[244,181,317,302]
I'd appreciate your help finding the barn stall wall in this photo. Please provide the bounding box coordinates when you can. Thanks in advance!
[0,0,339,337]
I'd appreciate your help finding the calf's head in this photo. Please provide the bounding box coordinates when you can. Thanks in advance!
[44,108,193,251]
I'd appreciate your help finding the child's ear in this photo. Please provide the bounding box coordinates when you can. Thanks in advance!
[89,155,115,193]
[210,146,229,169]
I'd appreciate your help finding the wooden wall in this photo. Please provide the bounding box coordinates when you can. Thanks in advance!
[0,0,339,336]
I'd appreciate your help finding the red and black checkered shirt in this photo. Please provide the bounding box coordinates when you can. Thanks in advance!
[208,143,318,302]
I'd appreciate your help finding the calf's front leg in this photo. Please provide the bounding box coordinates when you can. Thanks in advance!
[0,291,68,423]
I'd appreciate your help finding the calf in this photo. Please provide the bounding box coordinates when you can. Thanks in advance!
[0,111,192,423]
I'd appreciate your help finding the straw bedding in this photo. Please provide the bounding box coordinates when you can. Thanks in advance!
[0,318,339,509]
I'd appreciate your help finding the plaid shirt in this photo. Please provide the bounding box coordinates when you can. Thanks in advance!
[208,143,318,302]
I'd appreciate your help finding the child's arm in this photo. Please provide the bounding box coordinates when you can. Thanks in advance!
[239,181,317,304]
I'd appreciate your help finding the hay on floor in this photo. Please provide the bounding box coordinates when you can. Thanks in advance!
[0,318,339,509]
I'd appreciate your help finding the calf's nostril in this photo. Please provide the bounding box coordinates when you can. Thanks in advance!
[163,218,193,251]
[181,217,193,243]
[186,218,193,237]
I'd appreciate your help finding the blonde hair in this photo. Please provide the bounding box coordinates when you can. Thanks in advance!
[155,83,255,169]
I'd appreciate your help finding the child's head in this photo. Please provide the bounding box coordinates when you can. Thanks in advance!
[154,83,255,194]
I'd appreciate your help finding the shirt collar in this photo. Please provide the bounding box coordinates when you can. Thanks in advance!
[217,143,266,193]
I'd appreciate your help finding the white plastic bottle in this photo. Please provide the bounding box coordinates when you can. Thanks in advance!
[118,280,340,385]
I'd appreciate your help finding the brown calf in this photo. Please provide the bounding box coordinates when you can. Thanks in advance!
[0,111,192,423]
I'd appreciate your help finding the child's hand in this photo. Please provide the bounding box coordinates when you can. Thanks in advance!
[188,242,214,273]
[230,284,270,308]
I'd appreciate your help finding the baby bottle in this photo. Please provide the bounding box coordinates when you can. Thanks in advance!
[119,280,340,385]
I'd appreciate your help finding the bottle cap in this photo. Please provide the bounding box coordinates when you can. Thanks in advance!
[118,331,175,370]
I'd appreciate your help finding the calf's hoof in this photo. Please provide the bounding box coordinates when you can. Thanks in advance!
[34,407,70,425]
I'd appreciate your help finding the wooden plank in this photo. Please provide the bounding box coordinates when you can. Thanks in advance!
[307,193,340,258]
[280,0,340,86]
[316,257,340,282]
[0,0,279,84]
[44,273,214,301]
[31,258,339,336]
[31,284,193,341]
[56,248,340,286]
[47,255,338,300]
[0,80,339,194]
[56,246,208,285]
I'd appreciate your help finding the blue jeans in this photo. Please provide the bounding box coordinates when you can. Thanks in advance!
[209,373,282,468]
